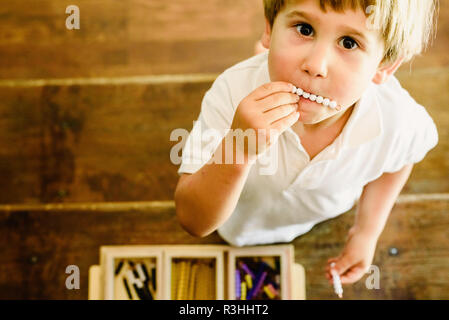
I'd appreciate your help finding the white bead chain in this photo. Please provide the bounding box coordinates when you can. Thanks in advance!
[291,85,339,110]
[330,262,343,298]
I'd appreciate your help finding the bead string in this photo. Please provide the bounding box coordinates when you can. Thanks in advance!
[292,85,341,111]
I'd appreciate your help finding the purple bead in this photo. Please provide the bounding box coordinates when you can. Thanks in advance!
[248,271,267,300]
[235,270,241,299]
[239,262,255,280]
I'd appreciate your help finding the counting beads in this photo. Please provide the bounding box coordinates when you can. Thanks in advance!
[292,85,339,110]
[330,262,343,298]
[235,257,281,300]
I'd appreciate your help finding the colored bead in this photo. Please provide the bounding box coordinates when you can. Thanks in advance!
[331,263,343,298]
[267,283,279,296]
[245,273,253,289]
[239,262,255,280]
[330,101,337,109]
[263,285,275,299]
[247,271,267,300]
[235,270,241,299]
[241,282,247,300]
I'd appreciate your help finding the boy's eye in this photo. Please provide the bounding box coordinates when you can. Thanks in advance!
[340,37,359,50]
[295,23,314,37]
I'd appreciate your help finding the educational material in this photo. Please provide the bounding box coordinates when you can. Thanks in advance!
[227,245,293,300]
[235,257,281,300]
[171,259,215,299]
[164,246,223,300]
[98,244,304,300]
[330,262,343,298]
[101,246,163,300]
[291,85,339,110]
[113,258,157,300]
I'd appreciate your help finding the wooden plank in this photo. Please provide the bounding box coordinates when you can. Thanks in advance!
[1,0,447,78]
[0,77,211,203]
[0,201,225,299]
[0,0,264,78]
[0,195,448,299]
[293,194,449,299]
[0,67,447,204]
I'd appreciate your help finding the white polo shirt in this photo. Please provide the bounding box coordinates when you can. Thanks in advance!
[177,51,438,247]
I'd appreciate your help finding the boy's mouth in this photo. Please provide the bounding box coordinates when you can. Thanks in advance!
[291,86,341,111]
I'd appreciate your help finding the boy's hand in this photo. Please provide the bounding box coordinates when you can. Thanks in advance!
[230,82,300,162]
[325,226,378,285]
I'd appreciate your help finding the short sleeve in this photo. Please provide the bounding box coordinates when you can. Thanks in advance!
[177,74,236,176]
[384,105,438,173]
[405,108,438,164]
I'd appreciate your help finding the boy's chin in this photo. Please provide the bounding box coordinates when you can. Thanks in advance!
[297,113,329,125]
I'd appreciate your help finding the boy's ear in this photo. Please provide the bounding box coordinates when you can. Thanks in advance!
[261,18,272,49]
[372,57,404,84]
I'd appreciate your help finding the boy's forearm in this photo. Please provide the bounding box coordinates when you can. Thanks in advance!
[353,164,414,239]
[175,133,254,237]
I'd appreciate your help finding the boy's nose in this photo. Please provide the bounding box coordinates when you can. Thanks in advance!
[301,43,329,78]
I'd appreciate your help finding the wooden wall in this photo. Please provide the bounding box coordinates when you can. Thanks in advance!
[0,0,448,299]
[0,0,264,79]
[1,195,448,300]
[0,70,447,204]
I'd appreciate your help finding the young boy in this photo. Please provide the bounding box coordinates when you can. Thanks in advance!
[174,0,439,286]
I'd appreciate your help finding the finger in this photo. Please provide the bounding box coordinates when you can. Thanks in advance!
[265,103,298,125]
[260,92,300,112]
[252,82,295,101]
[326,257,338,267]
[340,268,364,284]
[325,258,339,273]
[325,268,337,283]
[331,256,353,276]
[271,110,300,133]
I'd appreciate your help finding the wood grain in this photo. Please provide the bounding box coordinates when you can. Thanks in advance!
[0,0,448,301]
[1,0,447,78]
[0,77,211,203]
[0,0,264,78]
[293,195,449,299]
[0,69,447,204]
[0,195,448,299]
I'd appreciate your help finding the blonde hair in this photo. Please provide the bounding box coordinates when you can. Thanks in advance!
[263,0,439,64]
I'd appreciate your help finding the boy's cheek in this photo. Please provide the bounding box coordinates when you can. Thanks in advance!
[333,70,370,107]
[268,48,298,79]
[270,55,294,81]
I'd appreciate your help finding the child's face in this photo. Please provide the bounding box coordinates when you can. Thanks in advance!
[263,0,398,125]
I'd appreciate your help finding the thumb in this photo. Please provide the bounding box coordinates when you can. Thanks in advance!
[331,255,353,276]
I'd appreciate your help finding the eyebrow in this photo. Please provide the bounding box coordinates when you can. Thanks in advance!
[285,10,369,43]
[286,9,317,21]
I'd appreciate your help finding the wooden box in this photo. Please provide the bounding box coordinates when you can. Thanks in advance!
[100,245,164,300]
[227,245,293,300]
[94,244,304,300]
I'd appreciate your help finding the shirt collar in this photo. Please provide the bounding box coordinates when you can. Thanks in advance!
[339,81,383,149]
